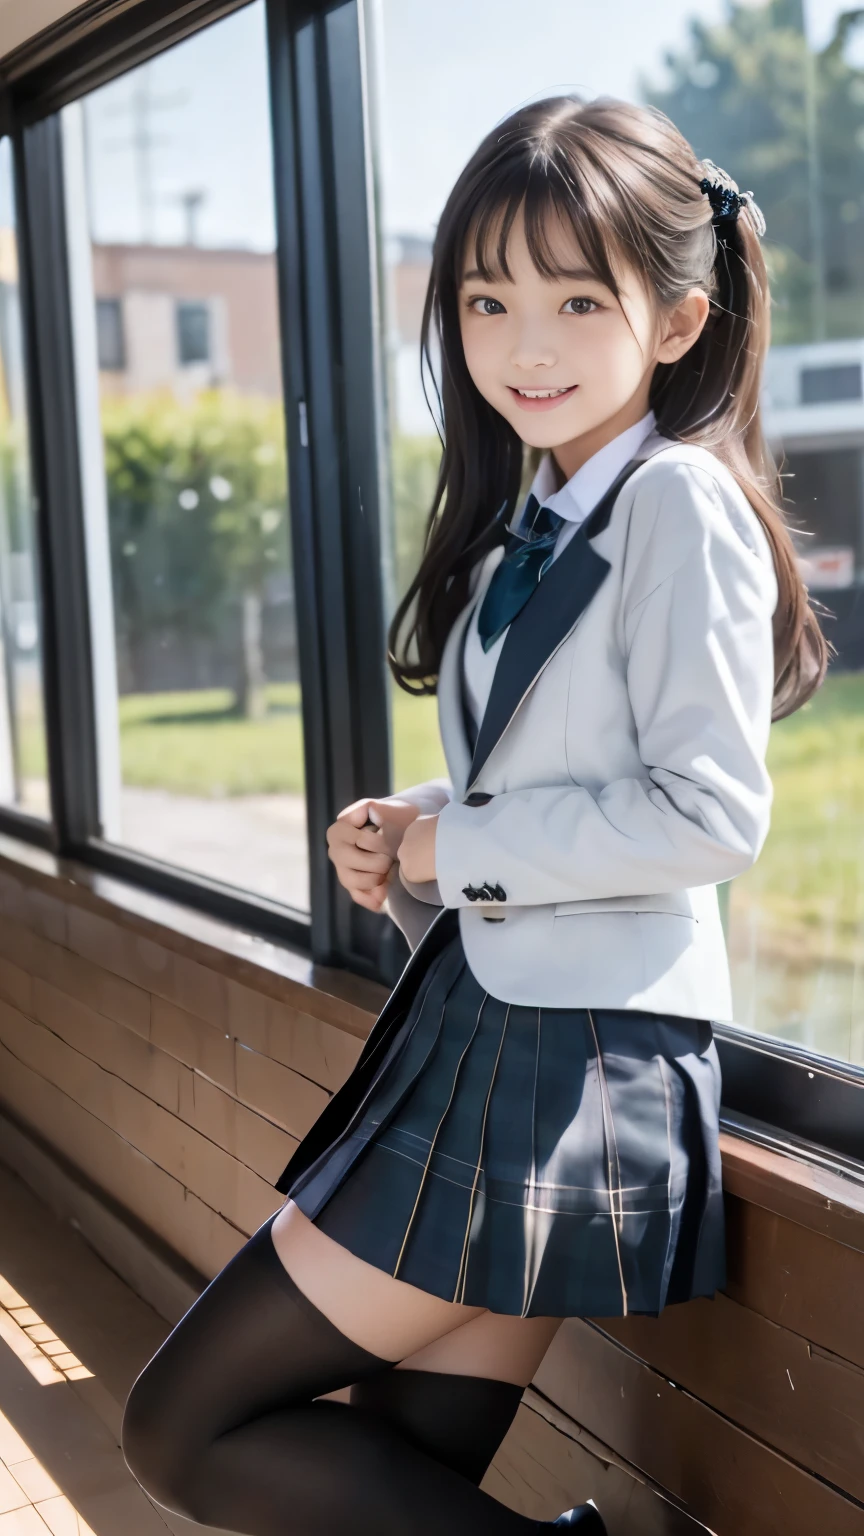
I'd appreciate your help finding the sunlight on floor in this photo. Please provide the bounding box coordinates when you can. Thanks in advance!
[0,1279,93,1388]
[0,1405,96,1534]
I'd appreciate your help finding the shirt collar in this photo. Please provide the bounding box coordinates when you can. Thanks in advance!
[527,409,657,526]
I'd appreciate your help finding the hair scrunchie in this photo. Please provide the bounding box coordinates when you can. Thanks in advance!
[699,158,766,237]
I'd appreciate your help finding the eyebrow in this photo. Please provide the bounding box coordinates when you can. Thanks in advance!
[461,265,601,284]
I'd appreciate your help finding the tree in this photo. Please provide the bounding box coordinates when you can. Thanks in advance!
[642,0,864,342]
[102,390,290,718]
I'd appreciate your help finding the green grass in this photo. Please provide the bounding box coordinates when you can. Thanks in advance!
[15,680,446,799]
[111,681,447,798]
[116,683,306,796]
[391,685,448,789]
[19,677,447,797]
[732,671,864,967]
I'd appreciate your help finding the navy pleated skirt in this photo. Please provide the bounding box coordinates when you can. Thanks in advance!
[285,934,726,1319]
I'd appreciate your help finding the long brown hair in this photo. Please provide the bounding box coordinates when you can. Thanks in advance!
[387,95,830,720]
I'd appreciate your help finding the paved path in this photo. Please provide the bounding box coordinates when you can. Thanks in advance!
[118,788,310,912]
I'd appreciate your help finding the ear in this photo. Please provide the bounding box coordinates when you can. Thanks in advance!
[655,287,711,365]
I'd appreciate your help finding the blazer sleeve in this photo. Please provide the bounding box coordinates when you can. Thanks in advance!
[386,777,454,816]
[381,778,452,946]
[434,465,778,908]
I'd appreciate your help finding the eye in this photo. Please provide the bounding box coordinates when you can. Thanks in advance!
[467,296,506,316]
[561,296,599,316]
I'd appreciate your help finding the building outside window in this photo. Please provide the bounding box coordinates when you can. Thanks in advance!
[0,138,48,821]
[369,0,864,1065]
[59,0,308,910]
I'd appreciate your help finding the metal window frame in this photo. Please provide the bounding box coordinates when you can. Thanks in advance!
[2,0,405,973]
[95,296,126,372]
[0,0,254,124]
[3,0,864,1165]
[267,0,404,978]
[14,110,101,852]
[716,1027,864,1163]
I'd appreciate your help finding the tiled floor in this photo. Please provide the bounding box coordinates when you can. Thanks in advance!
[0,1158,219,1536]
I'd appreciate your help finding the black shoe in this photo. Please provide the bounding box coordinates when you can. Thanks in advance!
[552,1501,607,1533]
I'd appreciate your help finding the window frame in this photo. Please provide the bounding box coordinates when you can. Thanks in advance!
[0,0,863,1163]
[0,0,401,976]
[175,300,211,367]
[0,132,52,844]
[95,296,126,371]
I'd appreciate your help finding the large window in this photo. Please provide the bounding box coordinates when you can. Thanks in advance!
[368,0,864,1070]
[0,139,48,821]
[60,2,308,910]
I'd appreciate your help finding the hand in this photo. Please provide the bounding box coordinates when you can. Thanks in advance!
[397,814,439,885]
[326,797,421,913]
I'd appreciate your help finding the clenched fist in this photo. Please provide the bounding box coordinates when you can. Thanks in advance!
[326,797,422,912]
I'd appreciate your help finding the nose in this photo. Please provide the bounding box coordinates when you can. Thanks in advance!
[509,318,558,373]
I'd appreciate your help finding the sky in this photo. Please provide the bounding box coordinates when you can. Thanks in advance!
[75,0,863,252]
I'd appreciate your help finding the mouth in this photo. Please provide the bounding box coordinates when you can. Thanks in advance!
[507,385,578,412]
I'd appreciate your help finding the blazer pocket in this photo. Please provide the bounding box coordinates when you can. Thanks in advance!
[553,893,697,921]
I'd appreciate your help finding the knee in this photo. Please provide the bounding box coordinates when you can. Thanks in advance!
[122,1363,198,1518]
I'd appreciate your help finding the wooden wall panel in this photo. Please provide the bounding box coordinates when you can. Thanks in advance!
[724,1194,864,1369]
[535,1319,864,1536]
[602,1291,864,1501]
[720,1132,864,1251]
[3,846,864,1536]
[484,1397,708,1534]
[30,979,183,1114]
[177,1071,298,1185]
[150,993,237,1095]
[0,1039,246,1275]
[224,978,364,1090]
[0,1000,279,1234]
[65,902,230,1029]
[233,1041,328,1139]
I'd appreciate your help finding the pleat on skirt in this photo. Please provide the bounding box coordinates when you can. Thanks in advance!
[284,933,726,1319]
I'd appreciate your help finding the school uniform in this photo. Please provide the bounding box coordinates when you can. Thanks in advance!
[276,417,778,1320]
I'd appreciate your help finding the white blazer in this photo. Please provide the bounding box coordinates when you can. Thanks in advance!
[385,435,779,1022]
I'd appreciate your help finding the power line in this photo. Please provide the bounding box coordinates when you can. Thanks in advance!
[103,62,188,242]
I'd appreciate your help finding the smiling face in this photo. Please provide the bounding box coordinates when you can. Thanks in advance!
[459,208,708,478]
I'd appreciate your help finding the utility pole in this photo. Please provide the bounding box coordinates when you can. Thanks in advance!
[105,62,186,243]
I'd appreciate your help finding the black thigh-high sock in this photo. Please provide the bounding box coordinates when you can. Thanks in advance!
[350,1368,524,1483]
[122,1213,552,1536]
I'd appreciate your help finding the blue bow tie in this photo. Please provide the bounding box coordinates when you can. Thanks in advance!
[476,493,565,652]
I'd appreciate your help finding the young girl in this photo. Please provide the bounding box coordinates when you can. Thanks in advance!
[122,97,827,1535]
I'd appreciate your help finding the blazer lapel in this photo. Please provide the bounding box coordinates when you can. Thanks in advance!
[465,452,660,792]
[466,530,609,790]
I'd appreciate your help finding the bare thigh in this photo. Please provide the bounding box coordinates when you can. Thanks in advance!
[397,1310,563,1387]
[270,1200,562,1383]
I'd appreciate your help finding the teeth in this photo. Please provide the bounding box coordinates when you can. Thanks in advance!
[516,387,573,398]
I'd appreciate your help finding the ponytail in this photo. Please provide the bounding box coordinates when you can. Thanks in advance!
[649,199,830,717]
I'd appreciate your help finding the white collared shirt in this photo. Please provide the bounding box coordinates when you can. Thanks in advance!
[463,409,657,730]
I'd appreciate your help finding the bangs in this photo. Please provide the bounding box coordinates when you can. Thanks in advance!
[462,151,625,298]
